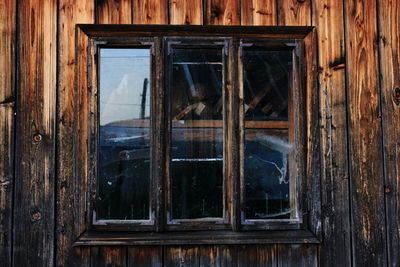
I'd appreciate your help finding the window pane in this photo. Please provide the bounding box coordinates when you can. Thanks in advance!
[243,50,292,121]
[242,48,293,220]
[245,129,291,219]
[97,48,151,220]
[170,47,224,219]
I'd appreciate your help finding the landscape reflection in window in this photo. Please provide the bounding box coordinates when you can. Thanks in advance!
[97,48,151,220]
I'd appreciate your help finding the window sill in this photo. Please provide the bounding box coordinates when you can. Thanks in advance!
[73,230,320,246]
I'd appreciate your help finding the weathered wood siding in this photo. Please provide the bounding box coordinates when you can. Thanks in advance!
[0,0,398,266]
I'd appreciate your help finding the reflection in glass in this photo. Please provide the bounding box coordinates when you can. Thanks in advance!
[243,50,292,121]
[170,47,224,219]
[97,48,151,220]
[245,130,291,219]
[242,48,293,220]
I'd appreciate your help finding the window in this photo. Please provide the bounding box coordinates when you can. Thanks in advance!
[77,25,320,242]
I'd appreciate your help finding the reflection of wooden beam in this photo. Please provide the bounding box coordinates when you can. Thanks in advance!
[245,85,271,112]
[173,103,198,120]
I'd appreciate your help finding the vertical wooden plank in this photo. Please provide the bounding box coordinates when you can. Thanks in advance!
[127,246,162,267]
[278,0,311,26]
[13,0,57,266]
[241,0,277,26]
[0,0,15,266]
[164,246,199,267]
[312,0,351,266]
[57,1,94,266]
[206,0,240,25]
[75,247,91,267]
[91,246,127,267]
[0,106,13,267]
[378,0,400,266]
[199,245,238,267]
[96,0,132,24]
[344,1,387,266]
[170,0,203,25]
[132,0,168,24]
[277,244,317,267]
[237,245,275,267]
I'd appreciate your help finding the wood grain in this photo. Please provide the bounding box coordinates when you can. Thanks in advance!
[237,245,275,267]
[278,0,311,26]
[206,0,240,25]
[57,1,94,266]
[344,0,387,266]
[127,246,162,267]
[378,0,400,266]
[91,246,127,267]
[0,0,15,266]
[241,0,277,26]
[96,0,132,24]
[170,0,203,25]
[312,0,351,266]
[133,0,168,24]
[277,244,317,267]
[13,0,57,266]
[0,105,13,267]
[164,246,199,266]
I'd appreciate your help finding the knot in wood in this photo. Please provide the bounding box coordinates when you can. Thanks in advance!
[31,210,42,222]
[32,132,43,143]
[384,186,391,194]
[393,87,400,106]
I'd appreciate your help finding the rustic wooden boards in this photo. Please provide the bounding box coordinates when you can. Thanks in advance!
[0,1,15,266]
[345,1,387,266]
[133,0,167,24]
[13,0,57,266]
[241,0,277,26]
[2,0,398,266]
[96,0,132,24]
[312,0,351,266]
[57,1,94,266]
[170,0,203,25]
[206,0,241,25]
[378,0,400,266]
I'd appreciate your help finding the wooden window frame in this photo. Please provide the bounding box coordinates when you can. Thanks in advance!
[73,25,321,245]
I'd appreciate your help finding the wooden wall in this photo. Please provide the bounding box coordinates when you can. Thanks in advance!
[0,0,398,266]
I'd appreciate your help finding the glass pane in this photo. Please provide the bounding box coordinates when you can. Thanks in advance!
[242,49,292,121]
[244,129,291,219]
[242,48,293,220]
[170,47,224,219]
[96,48,151,220]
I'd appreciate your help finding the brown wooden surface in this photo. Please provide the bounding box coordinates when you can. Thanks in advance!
[127,246,162,267]
[57,1,94,267]
[4,0,399,266]
[164,246,199,266]
[345,1,387,266]
[13,0,57,266]
[0,1,15,266]
[241,0,277,26]
[277,244,317,267]
[237,245,275,267]
[312,0,351,266]
[96,0,132,24]
[206,0,241,25]
[170,0,203,25]
[278,0,311,26]
[132,0,167,24]
[91,246,127,267]
[378,0,400,266]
